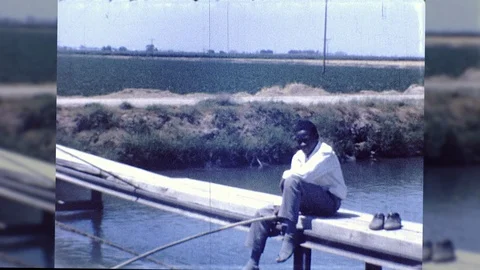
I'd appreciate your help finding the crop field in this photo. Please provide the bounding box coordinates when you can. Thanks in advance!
[425,45,480,78]
[57,54,424,96]
[0,26,57,83]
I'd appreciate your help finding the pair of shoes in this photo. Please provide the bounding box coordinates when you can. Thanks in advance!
[423,241,433,262]
[276,233,296,263]
[369,213,385,230]
[384,212,402,230]
[368,212,402,230]
[424,239,456,263]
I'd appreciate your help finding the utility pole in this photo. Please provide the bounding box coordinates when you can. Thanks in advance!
[208,0,211,52]
[227,1,229,53]
[323,0,328,74]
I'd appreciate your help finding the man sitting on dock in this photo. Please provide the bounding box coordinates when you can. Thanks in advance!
[243,119,347,270]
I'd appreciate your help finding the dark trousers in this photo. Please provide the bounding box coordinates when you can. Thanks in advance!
[245,176,341,253]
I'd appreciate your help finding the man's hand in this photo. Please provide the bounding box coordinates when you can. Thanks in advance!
[273,205,280,216]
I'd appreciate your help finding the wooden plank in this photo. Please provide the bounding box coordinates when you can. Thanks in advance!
[55,144,423,263]
[299,214,422,261]
[301,241,419,270]
[0,148,55,189]
[423,250,480,270]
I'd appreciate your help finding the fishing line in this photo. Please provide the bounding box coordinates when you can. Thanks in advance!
[55,221,178,269]
[56,146,142,191]
[110,215,278,269]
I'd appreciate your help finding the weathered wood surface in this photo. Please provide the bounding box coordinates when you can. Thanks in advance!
[0,148,55,213]
[56,144,423,265]
[423,250,480,270]
[0,148,55,189]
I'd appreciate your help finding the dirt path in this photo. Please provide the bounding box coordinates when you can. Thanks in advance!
[57,83,424,107]
[0,83,56,97]
[56,94,424,107]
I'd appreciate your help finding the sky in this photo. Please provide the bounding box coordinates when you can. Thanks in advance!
[426,0,480,33]
[2,0,479,57]
[53,0,425,57]
[0,0,57,21]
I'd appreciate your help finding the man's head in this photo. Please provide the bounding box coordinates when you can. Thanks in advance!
[293,120,319,156]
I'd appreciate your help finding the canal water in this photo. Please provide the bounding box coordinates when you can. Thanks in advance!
[55,157,423,269]
[423,165,480,253]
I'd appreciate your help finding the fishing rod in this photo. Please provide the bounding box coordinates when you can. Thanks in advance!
[55,221,177,269]
[110,215,279,269]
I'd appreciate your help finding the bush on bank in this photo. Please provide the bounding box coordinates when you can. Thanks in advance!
[56,99,424,170]
[0,94,56,163]
[425,90,480,166]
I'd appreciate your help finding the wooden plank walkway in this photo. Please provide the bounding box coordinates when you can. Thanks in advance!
[0,148,55,213]
[56,144,423,269]
[423,250,480,270]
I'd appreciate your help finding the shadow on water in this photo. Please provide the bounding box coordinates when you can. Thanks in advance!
[90,211,104,264]
[56,210,105,265]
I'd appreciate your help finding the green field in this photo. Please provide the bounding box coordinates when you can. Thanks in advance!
[57,54,424,96]
[425,45,480,77]
[0,26,57,83]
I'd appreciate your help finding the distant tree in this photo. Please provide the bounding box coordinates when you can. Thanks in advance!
[207,49,215,54]
[118,46,128,52]
[260,49,273,54]
[101,45,112,52]
[145,44,156,53]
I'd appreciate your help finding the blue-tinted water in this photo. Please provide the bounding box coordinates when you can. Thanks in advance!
[423,166,480,253]
[55,157,423,269]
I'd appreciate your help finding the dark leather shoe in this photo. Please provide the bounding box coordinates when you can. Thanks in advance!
[384,212,402,230]
[432,239,455,262]
[276,233,295,263]
[369,213,385,230]
[423,240,433,262]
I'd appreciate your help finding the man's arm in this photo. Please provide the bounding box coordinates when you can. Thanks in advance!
[286,153,336,185]
[280,153,303,192]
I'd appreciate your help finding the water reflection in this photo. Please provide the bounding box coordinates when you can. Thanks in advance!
[90,211,104,264]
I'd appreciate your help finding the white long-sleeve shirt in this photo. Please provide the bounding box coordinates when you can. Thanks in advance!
[282,142,347,200]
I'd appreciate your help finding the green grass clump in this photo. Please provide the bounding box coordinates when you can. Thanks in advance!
[0,94,56,163]
[75,103,119,132]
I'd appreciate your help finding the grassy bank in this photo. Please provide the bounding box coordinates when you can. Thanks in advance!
[57,98,423,171]
[0,94,56,163]
[425,89,480,165]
